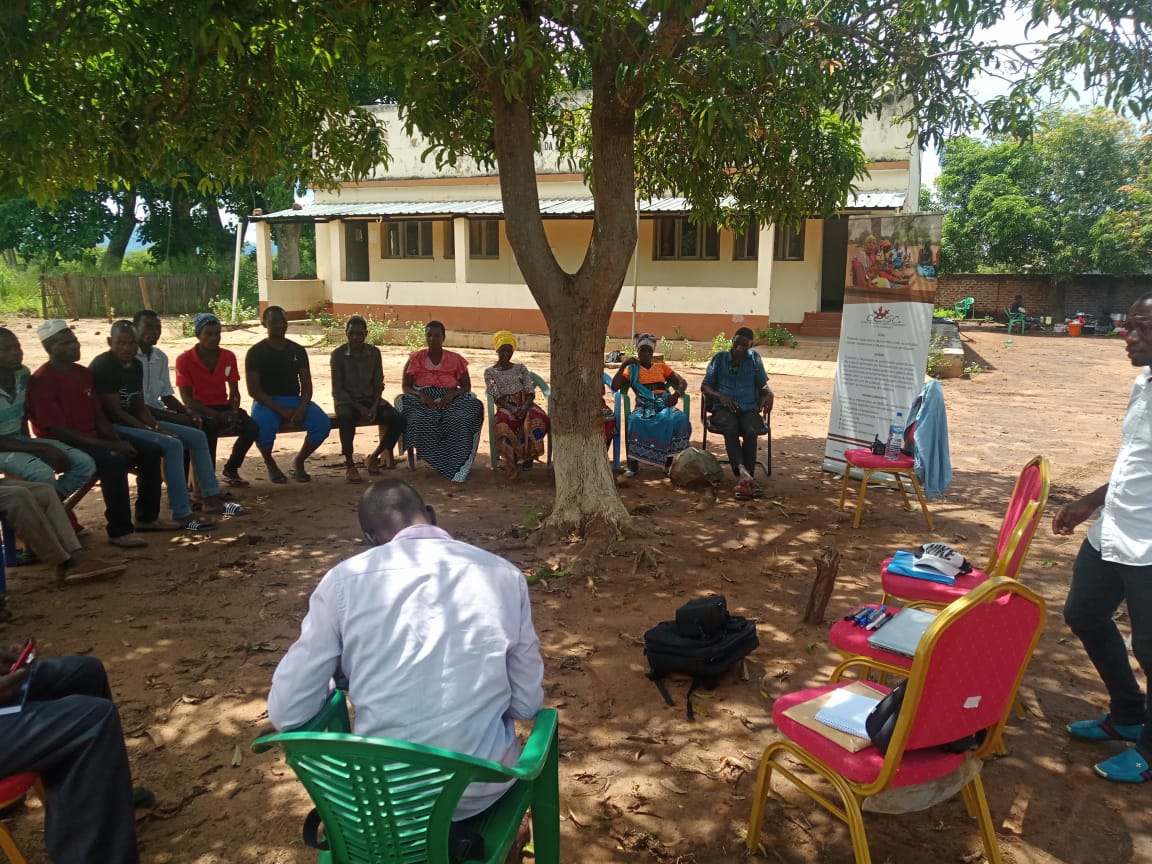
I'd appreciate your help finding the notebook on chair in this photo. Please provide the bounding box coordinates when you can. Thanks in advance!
[867,607,937,657]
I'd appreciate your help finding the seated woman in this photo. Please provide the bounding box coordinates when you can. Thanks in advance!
[611,333,691,477]
[702,327,773,500]
[397,321,485,483]
[484,331,549,479]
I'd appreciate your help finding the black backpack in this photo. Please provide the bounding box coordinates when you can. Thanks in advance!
[643,594,759,720]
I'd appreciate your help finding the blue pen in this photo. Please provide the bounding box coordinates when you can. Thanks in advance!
[865,606,891,630]
[854,607,878,626]
[861,605,888,627]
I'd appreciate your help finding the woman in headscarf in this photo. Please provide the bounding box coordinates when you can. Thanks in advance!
[484,331,550,479]
[174,312,259,487]
[397,320,485,482]
[610,333,692,477]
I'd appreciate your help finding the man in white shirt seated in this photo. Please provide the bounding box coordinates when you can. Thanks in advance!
[1054,292,1152,784]
[268,478,545,824]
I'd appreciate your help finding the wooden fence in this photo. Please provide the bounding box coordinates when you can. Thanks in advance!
[40,274,222,320]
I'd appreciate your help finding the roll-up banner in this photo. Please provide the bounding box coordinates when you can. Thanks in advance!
[823,213,943,473]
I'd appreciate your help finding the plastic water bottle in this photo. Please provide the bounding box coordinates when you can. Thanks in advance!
[885,412,904,461]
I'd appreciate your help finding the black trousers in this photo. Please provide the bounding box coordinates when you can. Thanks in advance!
[75,440,162,537]
[334,400,406,458]
[1064,540,1152,751]
[707,409,767,477]
[198,405,259,474]
[0,656,139,863]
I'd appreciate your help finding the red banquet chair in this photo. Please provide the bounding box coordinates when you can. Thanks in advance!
[880,456,1050,608]
[837,448,933,530]
[746,578,1046,864]
[0,773,45,864]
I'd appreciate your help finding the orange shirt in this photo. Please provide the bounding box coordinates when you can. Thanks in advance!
[406,348,468,389]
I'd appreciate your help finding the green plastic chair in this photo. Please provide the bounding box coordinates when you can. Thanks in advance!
[1005,308,1027,334]
[485,371,552,471]
[953,296,974,319]
[253,692,560,864]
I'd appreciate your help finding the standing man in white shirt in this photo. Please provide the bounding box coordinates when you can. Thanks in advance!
[1054,292,1152,783]
[268,478,545,820]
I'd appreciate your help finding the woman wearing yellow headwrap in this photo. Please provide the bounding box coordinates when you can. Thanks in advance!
[484,331,550,479]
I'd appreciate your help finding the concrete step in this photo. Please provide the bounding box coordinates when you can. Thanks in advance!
[799,311,843,338]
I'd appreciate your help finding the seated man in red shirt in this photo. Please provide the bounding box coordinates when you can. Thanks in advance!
[25,320,166,548]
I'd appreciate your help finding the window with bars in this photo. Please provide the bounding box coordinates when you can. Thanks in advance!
[654,217,720,260]
[733,220,759,260]
[773,223,805,261]
[469,220,500,259]
[384,220,433,258]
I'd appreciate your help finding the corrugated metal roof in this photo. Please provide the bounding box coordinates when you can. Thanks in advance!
[255,191,905,221]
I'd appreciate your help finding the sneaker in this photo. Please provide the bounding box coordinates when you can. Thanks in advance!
[1094,747,1152,783]
[108,533,148,548]
[1067,715,1143,743]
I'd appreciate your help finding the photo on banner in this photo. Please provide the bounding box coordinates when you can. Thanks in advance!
[822,213,943,474]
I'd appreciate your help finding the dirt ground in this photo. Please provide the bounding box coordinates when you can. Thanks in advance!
[1,318,1148,864]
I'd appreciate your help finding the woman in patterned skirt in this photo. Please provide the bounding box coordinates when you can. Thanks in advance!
[610,332,691,477]
[397,321,484,482]
[484,331,550,479]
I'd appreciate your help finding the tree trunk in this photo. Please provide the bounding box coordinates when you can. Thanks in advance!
[200,196,237,266]
[489,54,639,534]
[274,222,303,278]
[102,190,137,271]
[162,185,197,264]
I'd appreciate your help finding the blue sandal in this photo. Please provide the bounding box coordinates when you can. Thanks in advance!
[1067,715,1143,742]
[1094,747,1152,783]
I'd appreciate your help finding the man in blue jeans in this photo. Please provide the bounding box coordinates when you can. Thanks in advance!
[89,321,215,532]
[0,327,95,498]
[0,649,149,862]
[132,311,245,517]
[1054,292,1152,783]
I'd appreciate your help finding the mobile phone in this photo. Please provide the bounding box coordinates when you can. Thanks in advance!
[8,639,35,675]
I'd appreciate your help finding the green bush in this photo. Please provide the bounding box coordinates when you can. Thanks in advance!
[0,265,41,317]
[208,295,258,323]
[756,324,798,348]
[710,331,728,357]
[933,307,965,321]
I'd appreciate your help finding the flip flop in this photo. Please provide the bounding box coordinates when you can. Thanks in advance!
[205,502,249,517]
[267,470,288,485]
[222,473,251,488]
[58,561,127,584]
[181,519,217,532]
[289,468,312,483]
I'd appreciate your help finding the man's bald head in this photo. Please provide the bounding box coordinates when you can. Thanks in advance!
[358,480,434,545]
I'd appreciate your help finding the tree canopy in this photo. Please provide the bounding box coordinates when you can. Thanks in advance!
[3,0,1151,529]
[935,108,1151,276]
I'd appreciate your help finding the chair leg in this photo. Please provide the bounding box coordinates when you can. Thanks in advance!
[853,469,875,529]
[965,775,1004,864]
[893,471,914,511]
[0,824,29,864]
[838,465,853,512]
[745,747,778,852]
[906,473,935,530]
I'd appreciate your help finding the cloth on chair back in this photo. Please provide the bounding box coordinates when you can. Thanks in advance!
[906,380,951,499]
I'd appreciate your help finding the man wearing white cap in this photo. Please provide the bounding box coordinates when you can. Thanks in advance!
[25,320,164,547]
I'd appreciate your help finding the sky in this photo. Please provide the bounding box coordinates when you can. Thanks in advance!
[920,9,1105,189]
